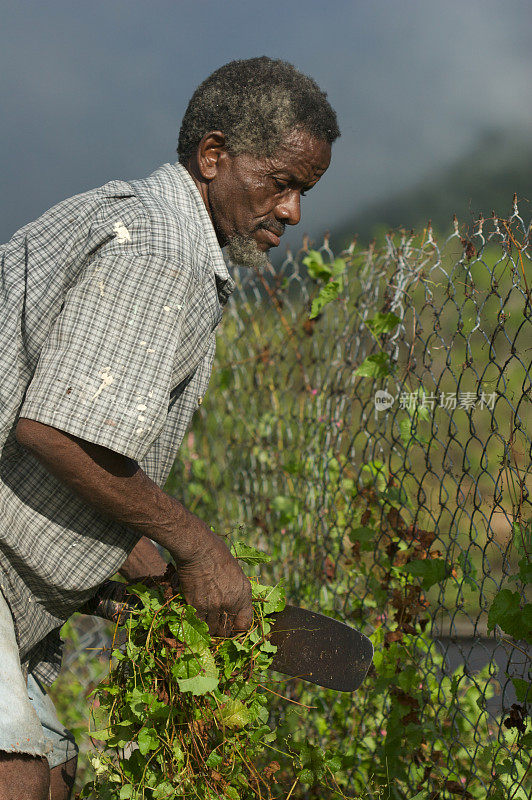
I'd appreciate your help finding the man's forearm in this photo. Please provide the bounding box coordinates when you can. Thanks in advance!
[118,536,168,581]
[15,417,206,564]
[16,417,254,636]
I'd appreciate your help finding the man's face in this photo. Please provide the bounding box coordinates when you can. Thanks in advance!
[207,128,331,268]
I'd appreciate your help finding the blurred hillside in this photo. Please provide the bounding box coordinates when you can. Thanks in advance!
[332,130,531,248]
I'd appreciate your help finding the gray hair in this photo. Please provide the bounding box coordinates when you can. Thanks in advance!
[177,56,340,164]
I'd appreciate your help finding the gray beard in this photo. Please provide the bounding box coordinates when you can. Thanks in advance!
[225,234,270,270]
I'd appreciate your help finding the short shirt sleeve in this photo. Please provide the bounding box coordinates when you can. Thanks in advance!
[19,229,200,462]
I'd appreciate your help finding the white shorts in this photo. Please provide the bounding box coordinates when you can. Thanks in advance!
[0,589,78,768]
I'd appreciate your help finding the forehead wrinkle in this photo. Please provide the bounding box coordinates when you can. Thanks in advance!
[230,133,330,193]
[271,137,330,183]
[268,153,327,186]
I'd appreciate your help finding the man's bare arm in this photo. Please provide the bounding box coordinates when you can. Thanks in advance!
[15,417,253,635]
[118,536,167,581]
[16,417,200,560]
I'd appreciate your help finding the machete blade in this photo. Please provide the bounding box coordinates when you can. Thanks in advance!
[268,604,373,692]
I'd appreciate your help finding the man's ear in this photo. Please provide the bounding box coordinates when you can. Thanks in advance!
[196,131,227,181]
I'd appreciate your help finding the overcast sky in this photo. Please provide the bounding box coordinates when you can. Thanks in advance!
[1,0,530,250]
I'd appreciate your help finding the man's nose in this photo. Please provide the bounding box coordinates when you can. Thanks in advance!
[275,190,301,226]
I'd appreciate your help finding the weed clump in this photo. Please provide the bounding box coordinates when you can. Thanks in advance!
[80,545,342,800]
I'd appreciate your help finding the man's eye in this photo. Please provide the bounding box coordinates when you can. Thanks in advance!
[273,178,288,190]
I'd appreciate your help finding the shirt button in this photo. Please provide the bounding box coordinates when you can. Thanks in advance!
[198,396,203,406]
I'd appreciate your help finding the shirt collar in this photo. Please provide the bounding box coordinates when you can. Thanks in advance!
[172,162,235,304]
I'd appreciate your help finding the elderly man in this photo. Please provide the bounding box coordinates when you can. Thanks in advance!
[0,56,339,799]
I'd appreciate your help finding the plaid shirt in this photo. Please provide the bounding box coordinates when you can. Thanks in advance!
[0,162,234,684]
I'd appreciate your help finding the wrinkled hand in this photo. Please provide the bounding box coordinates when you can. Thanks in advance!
[172,530,253,637]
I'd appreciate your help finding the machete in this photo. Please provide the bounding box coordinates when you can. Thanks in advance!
[268,603,373,692]
[84,580,373,693]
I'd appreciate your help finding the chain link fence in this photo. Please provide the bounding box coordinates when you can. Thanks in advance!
[57,202,530,798]
[174,202,531,797]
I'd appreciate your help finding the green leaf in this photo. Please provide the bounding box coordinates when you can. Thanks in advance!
[354,352,392,378]
[175,668,220,698]
[303,250,331,281]
[125,641,141,661]
[168,605,211,647]
[513,520,532,560]
[216,698,251,729]
[153,782,174,799]
[457,552,479,592]
[511,677,531,703]
[137,727,159,756]
[128,584,162,611]
[360,459,387,489]
[205,751,223,768]
[259,638,277,653]
[381,484,412,508]
[399,414,430,446]
[191,458,207,480]
[303,253,346,281]
[494,758,515,776]
[348,526,375,551]
[520,732,532,749]
[231,541,271,565]
[100,720,135,749]
[450,674,460,697]
[302,249,324,265]
[119,786,134,799]
[174,644,219,695]
[222,788,240,800]
[89,727,111,741]
[309,277,343,319]
[252,582,286,613]
[399,417,413,445]
[125,688,149,720]
[299,769,314,785]
[325,754,342,772]
[366,312,401,335]
[487,589,523,638]
[263,584,285,614]
[331,257,348,276]
[403,558,450,589]
[517,556,532,585]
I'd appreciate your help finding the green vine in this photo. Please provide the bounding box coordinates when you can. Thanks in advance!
[80,546,347,800]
